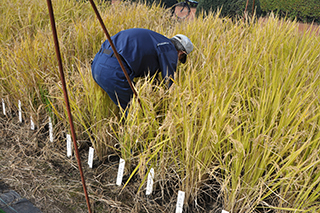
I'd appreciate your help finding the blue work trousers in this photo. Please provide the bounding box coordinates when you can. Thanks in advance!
[91,49,135,110]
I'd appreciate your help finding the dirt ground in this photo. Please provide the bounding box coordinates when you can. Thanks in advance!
[0,114,123,213]
[0,111,222,213]
[0,114,156,213]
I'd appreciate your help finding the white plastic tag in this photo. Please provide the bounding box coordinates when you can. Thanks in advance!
[49,117,53,142]
[2,99,6,116]
[18,100,22,122]
[30,116,35,130]
[88,147,94,168]
[67,134,72,157]
[146,168,154,195]
[116,158,125,186]
[175,190,185,213]
[222,210,229,213]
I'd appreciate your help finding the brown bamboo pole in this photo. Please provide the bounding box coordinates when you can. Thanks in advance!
[88,0,142,109]
[244,0,250,23]
[252,0,256,16]
[45,0,92,212]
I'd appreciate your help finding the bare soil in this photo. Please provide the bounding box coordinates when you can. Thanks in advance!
[0,114,146,213]
[0,111,221,213]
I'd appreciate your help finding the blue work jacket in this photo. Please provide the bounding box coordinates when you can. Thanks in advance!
[101,28,178,86]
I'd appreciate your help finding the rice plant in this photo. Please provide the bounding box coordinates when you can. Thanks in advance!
[1,0,320,211]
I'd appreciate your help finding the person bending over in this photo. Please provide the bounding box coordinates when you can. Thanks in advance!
[91,28,193,110]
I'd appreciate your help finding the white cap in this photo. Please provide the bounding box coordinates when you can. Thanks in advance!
[171,34,193,63]
[172,34,193,54]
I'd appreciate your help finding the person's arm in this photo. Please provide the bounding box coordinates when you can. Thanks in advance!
[158,51,178,88]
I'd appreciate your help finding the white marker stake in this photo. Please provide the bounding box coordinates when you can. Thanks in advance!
[146,168,154,195]
[49,117,53,142]
[30,116,35,130]
[67,134,72,157]
[116,158,125,186]
[2,99,6,116]
[18,100,22,122]
[88,147,94,168]
[222,210,229,213]
[175,190,185,213]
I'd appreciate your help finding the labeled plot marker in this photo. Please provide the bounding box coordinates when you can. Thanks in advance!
[175,190,185,213]
[18,100,22,122]
[49,117,53,142]
[67,134,72,157]
[88,147,94,168]
[146,168,154,195]
[116,158,125,186]
[2,99,6,116]
[30,116,35,130]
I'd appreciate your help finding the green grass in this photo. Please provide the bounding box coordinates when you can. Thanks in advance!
[1,0,320,212]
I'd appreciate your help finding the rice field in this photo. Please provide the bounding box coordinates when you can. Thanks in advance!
[1,0,320,212]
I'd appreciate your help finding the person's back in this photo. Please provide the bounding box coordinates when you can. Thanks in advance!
[91,28,193,110]
[101,28,178,79]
